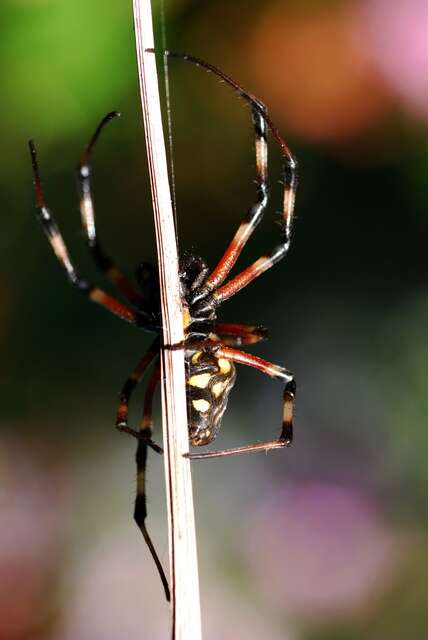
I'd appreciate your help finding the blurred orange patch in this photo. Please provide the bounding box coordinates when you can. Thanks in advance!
[248,3,391,142]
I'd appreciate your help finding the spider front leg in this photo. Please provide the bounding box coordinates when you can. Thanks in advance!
[28,141,154,329]
[165,51,270,297]
[164,51,298,310]
[134,362,170,602]
[77,112,144,307]
[186,347,295,460]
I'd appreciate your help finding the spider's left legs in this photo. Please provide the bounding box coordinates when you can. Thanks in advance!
[187,347,295,460]
[116,338,162,453]
[29,141,153,328]
[77,112,143,306]
[134,361,170,602]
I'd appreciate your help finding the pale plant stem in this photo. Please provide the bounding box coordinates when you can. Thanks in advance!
[132,1,202,638]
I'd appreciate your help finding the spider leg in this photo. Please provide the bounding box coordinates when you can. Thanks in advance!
[164,51,270,295]
[211,234,294,306]
[202,105,268,293]
[134,361,170,602]
[162,51,298,308]
[140,358,161,448]
[77,112,144,307]
[116,338,162,453]
[28,141,153,329]
[214,322,269,346]
[186,347,295,460]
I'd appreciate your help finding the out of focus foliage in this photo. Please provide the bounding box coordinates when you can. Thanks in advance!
[2,1,428,638]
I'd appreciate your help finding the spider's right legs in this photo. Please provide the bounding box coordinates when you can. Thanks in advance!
[77,112,143,307]
[215,322,269,346]
[200,106,269,293]
[164,52,270,295]
[164,52,298,311]
[133,360,170,601]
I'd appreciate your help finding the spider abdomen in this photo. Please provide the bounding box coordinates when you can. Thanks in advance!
[185,348,236,446]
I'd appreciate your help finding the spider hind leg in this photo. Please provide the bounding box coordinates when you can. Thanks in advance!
[134,439,170,601]
[133,360,169,601]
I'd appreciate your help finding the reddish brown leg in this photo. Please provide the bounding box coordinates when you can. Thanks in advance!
[186,346,295,460]
[208,128,297,307]
[165,53,298,310]
[134,361,170,602]
[165,52,270,296]
[116,339,162,453]
[215,322,269,346]
[140,359,161,442]
[212,250,287,305]
[77,112,144,307]
[201,105,269,293]
[29,141,153,329]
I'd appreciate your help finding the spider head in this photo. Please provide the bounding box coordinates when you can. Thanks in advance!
[179,254,209,297]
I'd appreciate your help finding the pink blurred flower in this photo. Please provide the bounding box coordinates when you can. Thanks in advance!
[61,524,294,640]
[0,436,68,638]
[248,3,390,143]
[60,527,170,640]
[244,483,400,619]
[353,0,428,120]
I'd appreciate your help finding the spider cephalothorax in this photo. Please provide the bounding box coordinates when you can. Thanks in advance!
[29,51,298,602]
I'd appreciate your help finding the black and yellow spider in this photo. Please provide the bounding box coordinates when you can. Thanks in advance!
[29,52,298,602]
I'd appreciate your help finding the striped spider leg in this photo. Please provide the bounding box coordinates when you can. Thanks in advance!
[77,110,145,308]
[165,51,298,307]
[115,336,162,448]
[29,126,168,599]
[115,338,170,599]
[28,139,154,329]
[133,358,171,602]
[213,322,270,346]
[164,52,298,461]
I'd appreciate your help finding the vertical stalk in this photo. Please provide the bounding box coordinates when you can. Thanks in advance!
[132,1,202,638]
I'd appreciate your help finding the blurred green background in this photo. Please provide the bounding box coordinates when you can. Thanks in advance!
[2,0,428,638]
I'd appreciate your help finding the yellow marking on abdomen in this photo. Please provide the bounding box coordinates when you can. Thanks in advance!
[192,399,210,413]
[191,351,202,364]
[217,358,231,374]
[212,380,228,398]
[183,307,191,330]
[188,373,211,389]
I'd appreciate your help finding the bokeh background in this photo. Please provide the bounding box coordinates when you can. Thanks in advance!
[2,0,428,638]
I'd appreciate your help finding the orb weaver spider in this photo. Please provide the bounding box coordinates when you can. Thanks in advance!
[29,51,298,602]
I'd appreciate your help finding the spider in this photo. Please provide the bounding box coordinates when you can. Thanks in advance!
[29,51,298,602]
